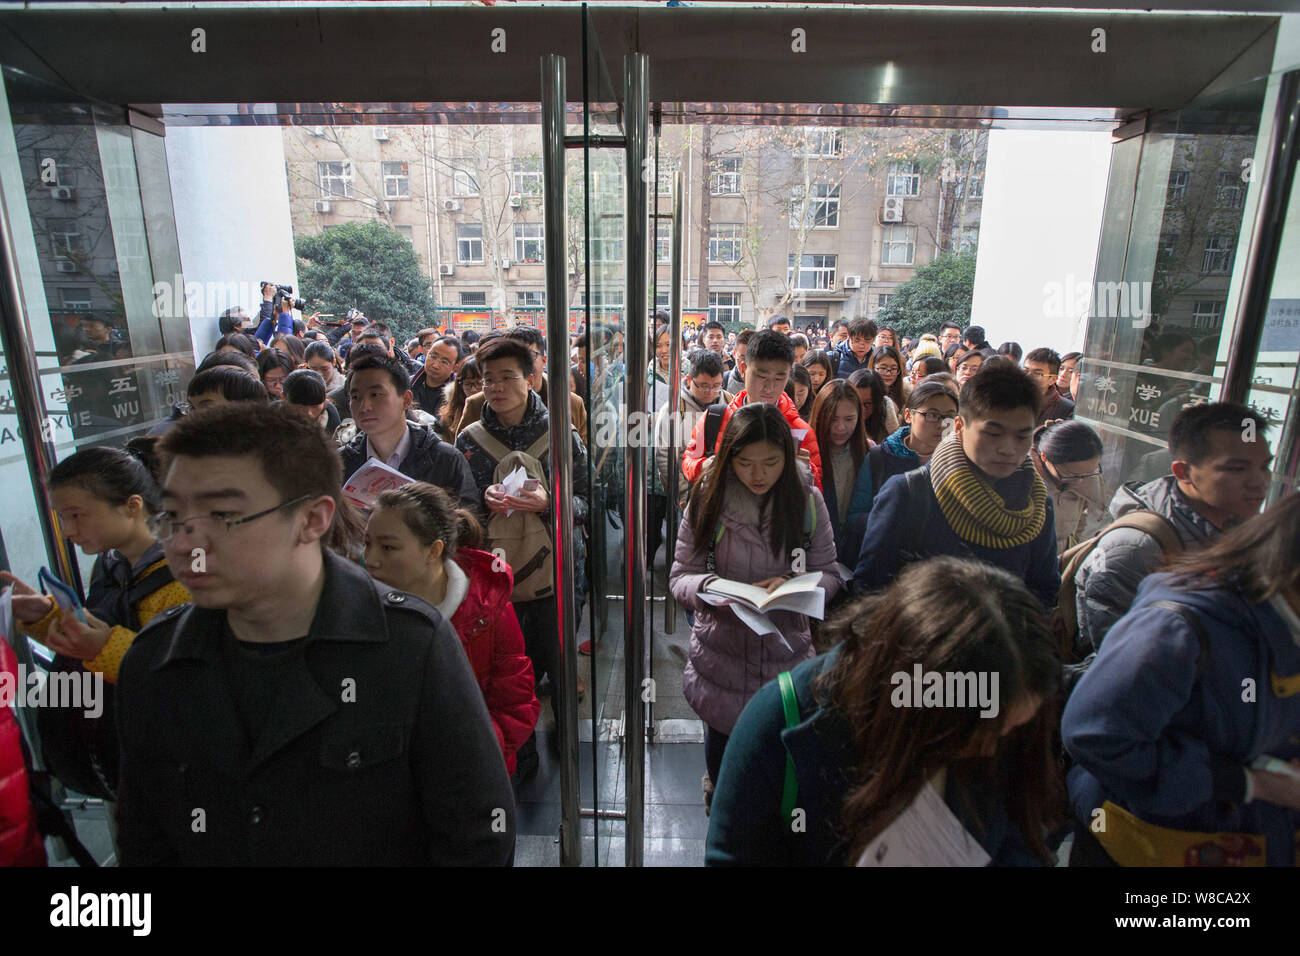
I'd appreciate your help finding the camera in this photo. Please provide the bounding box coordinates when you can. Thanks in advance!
[266,282,307,313]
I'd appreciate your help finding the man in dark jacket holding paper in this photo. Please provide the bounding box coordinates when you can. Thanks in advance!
[339,352,481,521]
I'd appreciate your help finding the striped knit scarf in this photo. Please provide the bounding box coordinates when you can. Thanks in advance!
[927,433,1047,549]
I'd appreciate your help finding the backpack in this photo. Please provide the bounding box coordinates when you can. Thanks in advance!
[462,421,555,603]
[1052,511,1184,664]
[703,403,725,459]
[35,557,172,801]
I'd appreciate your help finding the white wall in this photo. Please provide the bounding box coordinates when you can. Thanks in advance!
[165,126,299,358]
[970,129,1113,354]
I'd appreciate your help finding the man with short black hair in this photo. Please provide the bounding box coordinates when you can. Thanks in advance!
[455,325,588,437]
[681,330,822,489]
[724,328,754,394]
[339,352,480,517]
[854,362,1059,609]
[1057,351,1082,400]
[116,402,514,865]
[409,334,461,418]
[938,321,962,353]
[767,316,792,336]
[1074,401,1272,654]
[833,318,878,379]
[1024,347,1075,425]
[962,325,989,351]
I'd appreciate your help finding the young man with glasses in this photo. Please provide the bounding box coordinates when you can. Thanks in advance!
[453,325,588,439]
[681,330,822,490]
[937,322,962,354]
[1023,347,1076,425]
[409,334,462,420]
[339,353,480,519]
[455,338,590,770]
[115,402,514,865]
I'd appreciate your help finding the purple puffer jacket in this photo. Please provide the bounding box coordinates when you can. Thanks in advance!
[669,475,841,736]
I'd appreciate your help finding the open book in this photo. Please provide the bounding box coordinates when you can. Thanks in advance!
[703,571,825,619]
[343,457,415,513]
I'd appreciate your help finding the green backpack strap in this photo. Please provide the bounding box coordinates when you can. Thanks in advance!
[777,670,800,822]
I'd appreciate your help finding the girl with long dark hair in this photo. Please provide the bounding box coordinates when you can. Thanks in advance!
[809,380,871,565]
[669,403,841,806]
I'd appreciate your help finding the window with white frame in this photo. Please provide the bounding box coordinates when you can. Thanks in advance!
[1158,232,1180,258]
[395,224,414,246]
[886,162,921,198]
[60,287,92,310]
[877,293,894,310]
[516,291,545,307]
[450,160,478,197]
[457,223,484,264]
[1192,300,1225,330]
[1201,235,1232,274]
[710,156,742,195]
[1167,170,1189,203]
[577,289,624,309]
[1215,170,1245,209]
[955,226,979,256]
[382,161,410,199]
[514,223,544,263]
[590,218,624,263]
[787,254,837,291]
[654,291,670,309]
[656,158,679,197]
[709,223,744,264]
[882,224,916,265]
[318,161,353,198]
[797,128,842,158]
[460,291,488,307]
[709,292,741,325]
[512,158,542,196]
[656,219,671,264]
[792,183,840,228]
[47,219,83,259]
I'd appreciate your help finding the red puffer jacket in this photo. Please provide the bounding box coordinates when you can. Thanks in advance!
[450,549,540,774]
[0,637,45,866]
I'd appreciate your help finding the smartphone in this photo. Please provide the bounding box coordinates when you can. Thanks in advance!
[522,478,540,493]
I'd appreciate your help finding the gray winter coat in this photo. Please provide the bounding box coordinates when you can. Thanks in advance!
[1073,475,1218,655]
[669,476,840,736]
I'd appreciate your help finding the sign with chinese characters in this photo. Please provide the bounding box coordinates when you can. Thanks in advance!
[1261,299,1300,352]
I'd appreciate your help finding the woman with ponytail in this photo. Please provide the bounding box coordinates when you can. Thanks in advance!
[0,438,191,800]
[363,482,540,775]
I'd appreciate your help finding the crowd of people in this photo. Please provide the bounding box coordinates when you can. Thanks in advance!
[0,292,1295,869]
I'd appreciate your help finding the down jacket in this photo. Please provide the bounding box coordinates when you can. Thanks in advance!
[1063,574,1300,867]
[680,390,823,491]
[1073,475,1219,657]
[0,636,45,866]
[669,474,840,736]
[443,548,540,774]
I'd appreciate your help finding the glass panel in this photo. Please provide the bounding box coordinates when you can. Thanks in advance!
[1076,77,1268,502]
[580,5,627,866]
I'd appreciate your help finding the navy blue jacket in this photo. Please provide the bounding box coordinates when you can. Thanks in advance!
[1063,574,1300,867]
[706,647,1050,866]
[852,463,1059,610]
[832,341,873,380]
[820,448,874,565]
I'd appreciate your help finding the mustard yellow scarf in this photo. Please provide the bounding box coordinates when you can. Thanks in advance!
[928,434,1047,549]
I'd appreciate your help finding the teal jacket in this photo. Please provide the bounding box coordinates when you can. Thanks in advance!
[705,647,1051,866]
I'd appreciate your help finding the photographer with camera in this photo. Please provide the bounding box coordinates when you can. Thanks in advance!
[254,281,304,346]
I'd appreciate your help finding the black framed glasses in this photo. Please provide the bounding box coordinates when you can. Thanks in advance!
[915,410,956,425]
[149,494,314,541]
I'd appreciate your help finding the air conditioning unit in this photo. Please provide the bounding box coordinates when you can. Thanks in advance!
[56,261,77,273]
[500,258,512,270]
[373,127,389,141]
[315,200,332,213]
[882,197,905,222]
[442,199,461,212]
[508,194,522,209]
[439,264,455,276]
[50,186,74,201]
[843,275,862,289]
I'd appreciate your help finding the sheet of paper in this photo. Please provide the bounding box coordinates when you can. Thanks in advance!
[833,561,855,582]
[499,464,528,517]
[342,457,415,512]
[790,428,809,441]
[728,604,795,653]
[856,778,992,867]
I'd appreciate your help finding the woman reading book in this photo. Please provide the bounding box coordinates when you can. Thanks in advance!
[669,402,840,812]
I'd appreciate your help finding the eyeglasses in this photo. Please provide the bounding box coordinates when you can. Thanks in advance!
[873,365,899,376]
[1047,462,1103,485]
[914,410,956,425]
[482,374,525,390]
[149,494,314,541]
[1025,370,1055,379]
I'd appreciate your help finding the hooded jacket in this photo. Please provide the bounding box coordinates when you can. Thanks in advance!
[832,340,873,380]
[668,473,840,736]
[680,390,823,491]
[1063,573,1300,867]
[0,637,45,866]
[340,422,482,522]
[1074,475,1219,656]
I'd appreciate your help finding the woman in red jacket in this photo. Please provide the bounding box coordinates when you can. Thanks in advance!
[0,635,45,866]
[363,482,540,774]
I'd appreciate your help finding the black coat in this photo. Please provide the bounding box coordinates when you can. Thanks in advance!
[114,549,516,866]
[408,366,447,419]
[340,422,482,521]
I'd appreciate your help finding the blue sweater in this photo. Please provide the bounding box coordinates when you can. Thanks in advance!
[852,462,1060,610]
[706,646,1050,866]
[1063,574,1300,867]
